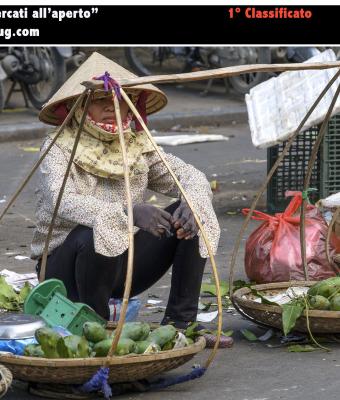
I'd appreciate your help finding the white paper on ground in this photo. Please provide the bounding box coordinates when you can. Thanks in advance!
[14,255,30,260]
[246,49,340,148]
[196,310,218,323]
[145,305,166,310]
[154,134,229,146]
[147,299,163,305]
[0,269,38,290]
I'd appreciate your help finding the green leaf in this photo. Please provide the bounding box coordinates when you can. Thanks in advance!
[184,322,200,340]
[201,281,229,297]
[18,282,31,304]
[240,329,258,341]
[233,280,249,291]
[198,301,211,311]
[281,301,305,336]
[221,330,233,337]
[250,289,279,305]
[287,344,318,352]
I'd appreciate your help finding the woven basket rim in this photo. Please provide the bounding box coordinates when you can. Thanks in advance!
[233,280,340,319]
[0,336,205,367]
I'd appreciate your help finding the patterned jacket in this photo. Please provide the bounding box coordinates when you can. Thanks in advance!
[31,137,221,260]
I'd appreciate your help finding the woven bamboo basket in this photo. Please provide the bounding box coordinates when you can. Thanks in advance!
[0,336,205,384]
[0,364,12,397]
[232,281,340,334]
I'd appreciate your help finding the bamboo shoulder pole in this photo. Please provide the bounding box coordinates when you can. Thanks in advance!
[300,77,340,280]
[107,93,135,359]
[120,88,222,368]
[39,89,93,282]
[0,92,86,224]
[74,63,340,91]
[229,68,340,298]
[118,62,340,87]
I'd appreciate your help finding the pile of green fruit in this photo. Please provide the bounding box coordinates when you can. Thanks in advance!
[308,277,340,311]
[24,322,193,359]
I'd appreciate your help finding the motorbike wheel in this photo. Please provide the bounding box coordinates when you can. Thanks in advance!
[0,81,4,112]
[21,47,66,110]
[228,47,271,94]
[124,47,188,76]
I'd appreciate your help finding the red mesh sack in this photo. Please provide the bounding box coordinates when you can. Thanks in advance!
[243,191,337,283]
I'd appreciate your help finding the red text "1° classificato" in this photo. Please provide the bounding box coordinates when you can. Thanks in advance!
[228,7,313,19]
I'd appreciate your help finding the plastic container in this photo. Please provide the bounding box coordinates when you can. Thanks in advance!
[24,279,106,336]
[108,297,141,322]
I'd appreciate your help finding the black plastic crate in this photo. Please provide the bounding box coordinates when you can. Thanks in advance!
[267,127,321,213]
[321,115,340,197]
[267,114,340,213]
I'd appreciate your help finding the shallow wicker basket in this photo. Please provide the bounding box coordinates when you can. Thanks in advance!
[232,280,340,334]
[0,335,205,385]
[0,364,12,396]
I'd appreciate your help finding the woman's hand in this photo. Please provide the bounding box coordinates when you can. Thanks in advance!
[133,203,172,238]
[172,201,199,240]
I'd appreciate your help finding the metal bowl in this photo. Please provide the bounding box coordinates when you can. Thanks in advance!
[0,313,46,339]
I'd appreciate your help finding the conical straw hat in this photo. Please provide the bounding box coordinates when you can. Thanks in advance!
[39,52,168,126]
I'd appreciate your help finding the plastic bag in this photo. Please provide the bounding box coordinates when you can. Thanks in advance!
[108,297,141,322]
[0,338,37,355]
[243,191,337,283]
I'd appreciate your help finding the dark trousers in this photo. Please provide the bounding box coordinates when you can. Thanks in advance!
[37,201,206,321]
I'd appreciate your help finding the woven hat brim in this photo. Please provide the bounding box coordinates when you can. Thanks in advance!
[39,52,168,126]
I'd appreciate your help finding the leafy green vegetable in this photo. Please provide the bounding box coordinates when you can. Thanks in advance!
[281,300,305,336]
[198,301,212,311]
[18,282,31,303]
[201,279,250,297]
[240,329,258,341]
[221,330,233,337]
[201,281,229,297]
[0,276,20,311]
[287,344,318,352]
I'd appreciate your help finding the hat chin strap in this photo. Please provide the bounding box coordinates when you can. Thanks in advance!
[133,91,148,131]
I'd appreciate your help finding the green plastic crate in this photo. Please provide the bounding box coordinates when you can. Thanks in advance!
[24,279,106,336]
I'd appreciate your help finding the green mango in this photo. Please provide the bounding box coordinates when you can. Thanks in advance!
[93,337,137,357]
[330,295,340,311]
[148,325,177,347]
[309,295,330,310]
[83,322,108,343]
[57,335,91,358]
[24,344,44,357]
[93,338,112,357]
[161,340,174,351]
[186,337,194,345]
[308,277,340,298]
[35,327,62,358]
[134,340,160,354]
[120,322,150,341]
